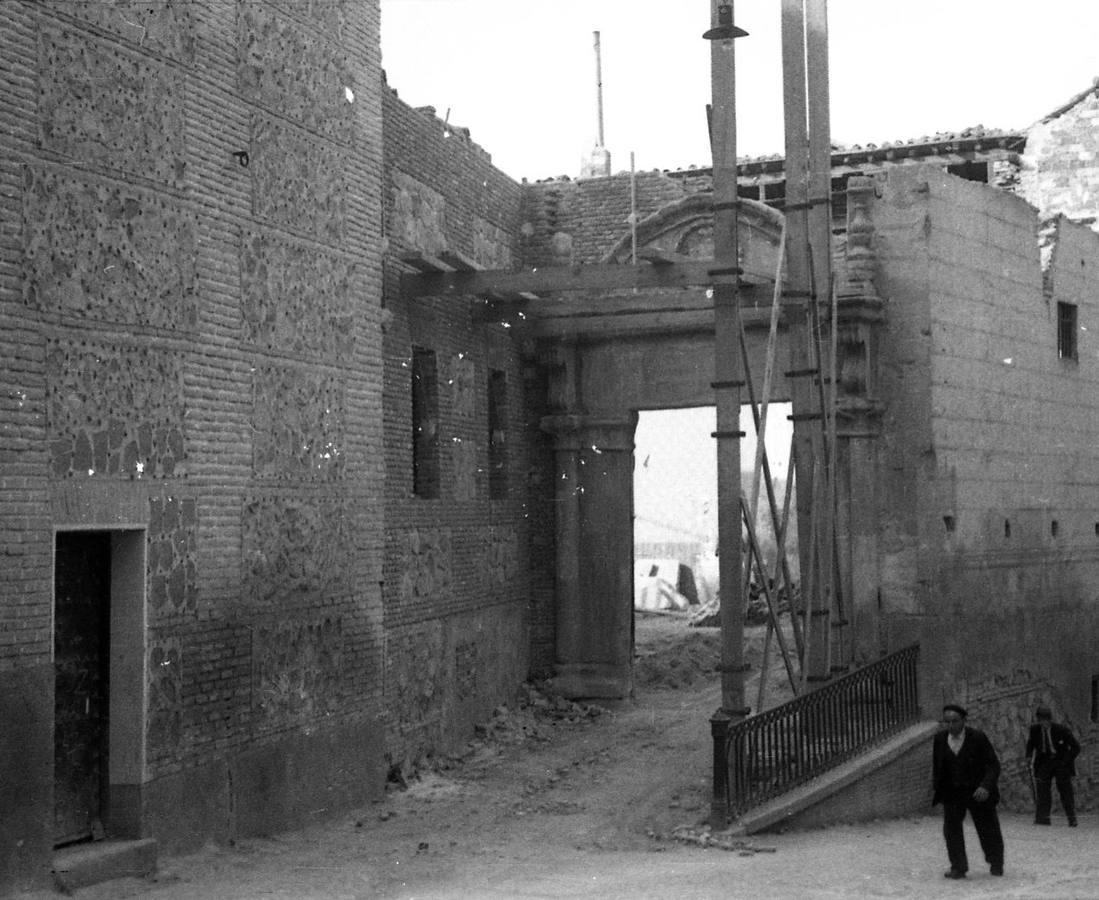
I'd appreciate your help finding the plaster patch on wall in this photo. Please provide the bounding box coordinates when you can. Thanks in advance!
[252,616,344,727]
[38,26,187,185]
[23,168,198,328]
[451,439,478,502]
[148,496,197,619]
[471,215,511,270]
[449,352,477,419]
[147,637,183,763]
[59,0,195,61]
[45,338,187,478]
[240,230,356,360]
[241,495,351,609]
[454,638,480,699]
[949,668,1093,812]
[390,170,447,255]
[386,621,446,754]
[250,114,347,243]
[238,2,356,145]
[251,365,346,480]
[486,526,520,587]
[398,528,453,603]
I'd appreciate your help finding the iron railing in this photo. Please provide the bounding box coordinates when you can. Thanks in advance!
[725,643,921,818]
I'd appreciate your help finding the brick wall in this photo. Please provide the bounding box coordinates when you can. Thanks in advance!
[870,167,1099,813]
[519,171,690,267]
[381,89,546,766]
[1,1,386,887]
[772,736,934,832]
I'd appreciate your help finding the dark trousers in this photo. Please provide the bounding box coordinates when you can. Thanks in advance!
[942,799,1004,874]
[1035,770,1076,823]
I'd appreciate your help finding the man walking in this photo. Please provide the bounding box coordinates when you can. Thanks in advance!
[932,704,1005,880]
[1025,705,1080,827]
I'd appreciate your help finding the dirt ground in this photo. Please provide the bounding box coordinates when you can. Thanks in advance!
[29,616,1099,900]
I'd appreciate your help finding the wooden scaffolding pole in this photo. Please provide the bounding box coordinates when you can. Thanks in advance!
[706,0,748,829]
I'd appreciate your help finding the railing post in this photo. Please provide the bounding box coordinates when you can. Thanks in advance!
[710,709,731,827]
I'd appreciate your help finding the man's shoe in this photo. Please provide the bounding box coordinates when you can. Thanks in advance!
[991,865,1004,876]
[1034,819,1051,825]
[943,869,966,879]
[1068,820,1078,827]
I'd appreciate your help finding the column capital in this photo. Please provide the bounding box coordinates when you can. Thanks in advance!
[540,413,637,452]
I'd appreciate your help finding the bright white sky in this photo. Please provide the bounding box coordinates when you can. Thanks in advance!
[381,0,1099,182]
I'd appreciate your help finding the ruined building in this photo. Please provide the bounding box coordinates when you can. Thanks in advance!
[2,1,1099,892]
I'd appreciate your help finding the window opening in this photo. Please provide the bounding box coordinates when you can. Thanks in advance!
[488,368,508,499]
[1058,302,1078,361]
[412,347,440,498]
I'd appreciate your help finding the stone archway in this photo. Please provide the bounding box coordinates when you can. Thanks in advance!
[540,196,790,699]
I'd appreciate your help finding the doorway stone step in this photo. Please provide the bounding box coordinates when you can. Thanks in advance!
[53,838,157,893]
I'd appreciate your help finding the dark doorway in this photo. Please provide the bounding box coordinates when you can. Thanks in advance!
[54,531,112,846]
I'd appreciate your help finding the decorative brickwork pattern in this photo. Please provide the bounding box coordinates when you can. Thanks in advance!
[2,1,385,878]
[251,366,346,480]
[240,230,356,361]
[38,26,187,185]
[250,114,347,243]
[237,2,356,146]
[45,338,186,478]
[59,0,196,61]
[265,0,349,37]
[148,496,197,618]
[241,495,352,609]
[23,169,198,328]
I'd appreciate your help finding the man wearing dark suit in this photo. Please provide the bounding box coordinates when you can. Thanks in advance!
[1025,705,1080,827]
[932,704,1005,880]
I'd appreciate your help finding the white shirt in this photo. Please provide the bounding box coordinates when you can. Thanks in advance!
[947,729,965,755]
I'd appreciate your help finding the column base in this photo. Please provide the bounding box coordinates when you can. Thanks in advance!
[549,662,632,700]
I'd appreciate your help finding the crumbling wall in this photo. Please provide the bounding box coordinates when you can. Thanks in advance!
[381,89,534,768]
[0,1,385,885]
[1020,85,1099,228]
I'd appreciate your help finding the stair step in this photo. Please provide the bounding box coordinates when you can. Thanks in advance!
[53,838,157,893]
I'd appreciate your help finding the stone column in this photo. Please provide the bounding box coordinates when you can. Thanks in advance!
[541,413,637,699]
[834,175,885,664]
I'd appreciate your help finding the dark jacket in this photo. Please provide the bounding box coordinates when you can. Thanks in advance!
[1026,722,1080,776]
[932,726,1001,806]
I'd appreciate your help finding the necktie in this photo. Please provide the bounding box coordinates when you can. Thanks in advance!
[1043,727,1052,755]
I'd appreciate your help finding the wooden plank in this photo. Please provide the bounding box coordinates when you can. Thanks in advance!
[524,282,774,318]
[527,306,783,340]
[400,259,740,299]
[398,251,455,273]
[438,249,483,271]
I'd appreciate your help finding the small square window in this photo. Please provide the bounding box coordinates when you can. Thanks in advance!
[1057,302,1078,361]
